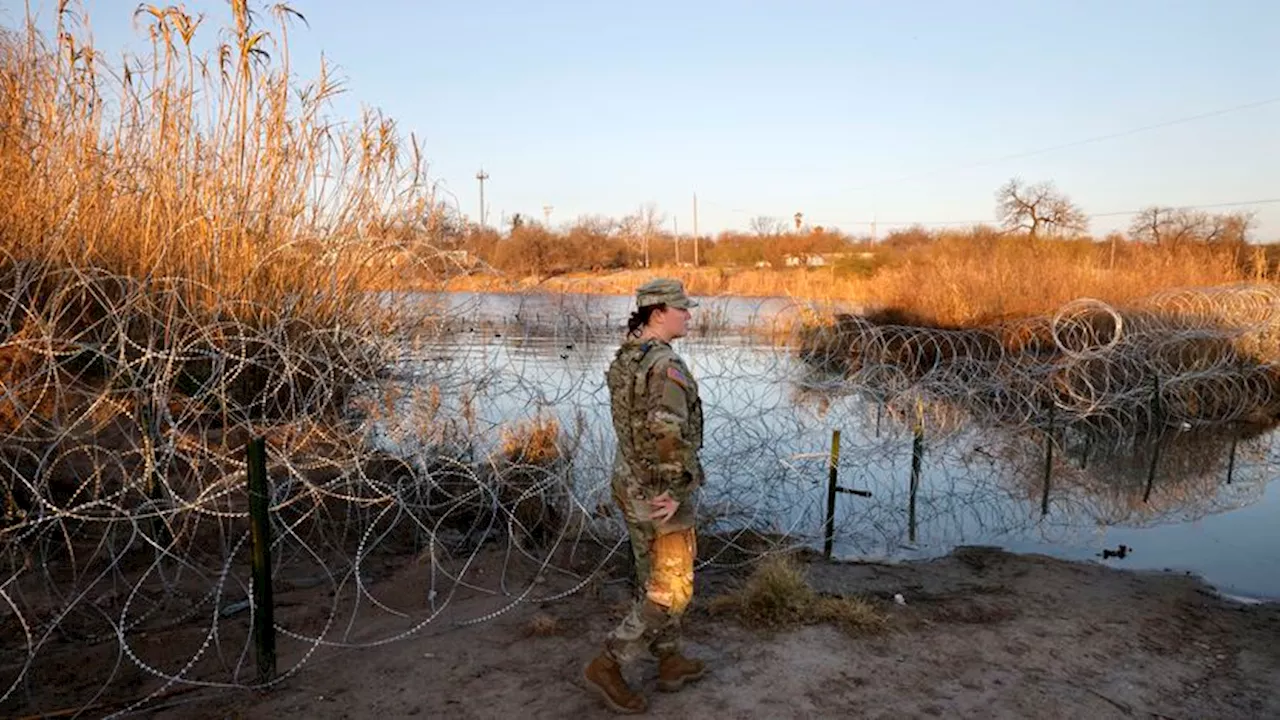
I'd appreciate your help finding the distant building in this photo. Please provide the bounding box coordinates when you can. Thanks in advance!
[783,253,829,267]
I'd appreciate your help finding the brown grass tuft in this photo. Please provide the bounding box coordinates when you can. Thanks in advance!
[491,413,572,549]
[523,612,561,638]
[710,553,887,636]
[499,414,563,466]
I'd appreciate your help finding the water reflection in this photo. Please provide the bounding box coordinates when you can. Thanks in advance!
[975,424,1268,526]
[381,291,1280,598]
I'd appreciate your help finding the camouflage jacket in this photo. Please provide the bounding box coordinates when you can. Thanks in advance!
[606,337,704,505]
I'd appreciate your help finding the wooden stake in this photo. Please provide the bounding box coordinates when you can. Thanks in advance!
[1143,376,1162,504]
[823,429,841,560]
[1226,433,1238,485]
[909,408,923,544]
[247,436,276,684]
[1041,402,1054,516]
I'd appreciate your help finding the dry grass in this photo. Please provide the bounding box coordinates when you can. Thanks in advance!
[498,413,563,466]
[447,233,1271,329]
[446,266,857,301]
[0,2,449,332]
[856,233,1262,326]
[709,553,887,636]
[0,2,466,432]
[493,412,572,549]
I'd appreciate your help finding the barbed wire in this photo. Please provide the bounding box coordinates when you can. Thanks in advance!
[0,265,1276,716]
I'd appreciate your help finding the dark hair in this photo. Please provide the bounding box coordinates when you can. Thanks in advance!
[626,304,665,336]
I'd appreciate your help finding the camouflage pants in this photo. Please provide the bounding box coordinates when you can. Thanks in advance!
[604,473,696,665]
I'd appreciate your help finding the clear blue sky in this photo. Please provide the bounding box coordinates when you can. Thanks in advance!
[28,1,1280,238]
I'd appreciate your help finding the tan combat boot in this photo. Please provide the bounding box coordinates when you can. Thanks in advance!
[656,652,706,692]
[583,654,647,714]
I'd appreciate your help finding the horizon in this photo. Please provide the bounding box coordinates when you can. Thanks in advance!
[19,0,1280,240]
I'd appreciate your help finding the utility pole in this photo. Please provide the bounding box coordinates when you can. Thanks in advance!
[692,193,699,267]
[475,168,489,230]
[542,204,553,227]
[673,217,680,265]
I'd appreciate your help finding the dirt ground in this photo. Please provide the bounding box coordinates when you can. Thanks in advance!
[61,543,1267,720]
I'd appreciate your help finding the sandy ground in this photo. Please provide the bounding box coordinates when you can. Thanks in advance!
[55,543,1267,720]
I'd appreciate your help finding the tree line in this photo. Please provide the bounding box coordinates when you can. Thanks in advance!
[393,178,1263,277]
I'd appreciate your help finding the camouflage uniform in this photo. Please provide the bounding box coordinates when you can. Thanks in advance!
[602,280,704,665]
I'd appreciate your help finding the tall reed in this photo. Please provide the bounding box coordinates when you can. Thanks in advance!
[0,1,446,329]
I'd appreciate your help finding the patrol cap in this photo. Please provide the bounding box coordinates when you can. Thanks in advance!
[636,277,699,310]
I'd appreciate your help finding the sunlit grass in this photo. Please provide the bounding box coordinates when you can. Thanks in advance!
[709,552,887,636]
[0,2,470,430]
[0,2,451,332]
[445,232,1268,328]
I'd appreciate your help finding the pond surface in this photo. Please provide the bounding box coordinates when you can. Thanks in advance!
[391,290,1280,601]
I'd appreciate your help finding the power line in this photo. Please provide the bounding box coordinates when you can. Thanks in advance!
[679,97,1280,233]
[699,96,1280,226]
[1087,198,1280,219]
[704,197,1280,230]
[831,197,1280,228]
[850,95,1280,192]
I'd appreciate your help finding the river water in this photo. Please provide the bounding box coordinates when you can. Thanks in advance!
[387,290,1280,601]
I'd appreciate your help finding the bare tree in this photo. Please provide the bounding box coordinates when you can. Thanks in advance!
[995,178,1088,239]
[566,215,627,269]
[571,214,618,236]
[1203,211,1255,245]
[1129,207,1255,246]
[1133,207,1207,246]
[421,204,466,248]
[619,202,665,268]
[749,215,785,237]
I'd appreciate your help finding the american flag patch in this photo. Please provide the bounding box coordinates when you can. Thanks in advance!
[666,366,688,388]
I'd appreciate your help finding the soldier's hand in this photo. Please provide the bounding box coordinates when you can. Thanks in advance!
[649,491,679,524]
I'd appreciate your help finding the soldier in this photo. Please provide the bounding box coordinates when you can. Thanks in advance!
[583,277,707,714]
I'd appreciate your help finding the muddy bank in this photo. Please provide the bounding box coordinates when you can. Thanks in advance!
[122,545,1280,720]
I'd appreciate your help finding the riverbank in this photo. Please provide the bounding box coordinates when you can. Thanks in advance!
[444,267,856,302]
[104,544,1280,719]
[441,236,1265,327]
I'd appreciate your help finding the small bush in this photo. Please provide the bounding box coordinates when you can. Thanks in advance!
[710,553,886,636]
[499,414,563,466]
[494,413,571,549]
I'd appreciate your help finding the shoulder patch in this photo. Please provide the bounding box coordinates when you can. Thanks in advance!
[666,365,689,389]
